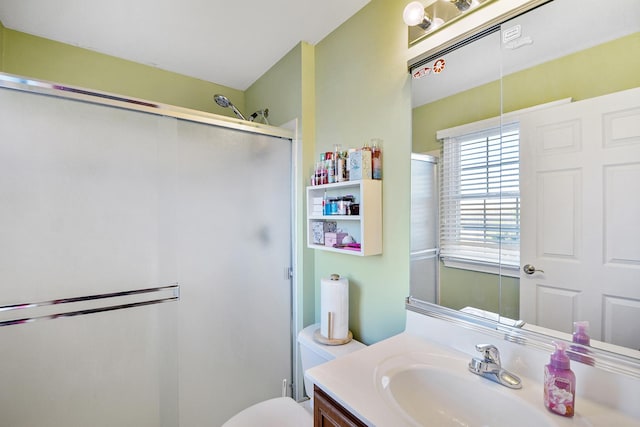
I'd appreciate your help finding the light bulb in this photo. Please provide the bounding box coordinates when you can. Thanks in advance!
[432,17,445,29]
[403,1,426,26]
[451,0,473,11]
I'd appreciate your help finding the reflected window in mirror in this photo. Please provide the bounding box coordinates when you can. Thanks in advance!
[440,122,520,276]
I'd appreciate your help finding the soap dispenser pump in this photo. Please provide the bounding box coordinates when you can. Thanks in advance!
[544,341,576,417]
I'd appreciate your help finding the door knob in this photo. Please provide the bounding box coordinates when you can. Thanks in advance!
[523,264,544,275]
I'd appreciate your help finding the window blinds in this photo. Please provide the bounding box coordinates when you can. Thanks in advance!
[440,123,520,269]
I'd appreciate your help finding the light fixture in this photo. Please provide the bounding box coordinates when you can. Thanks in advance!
[403,1,432,30]
[450,0,473,12]
[404,0,496,46]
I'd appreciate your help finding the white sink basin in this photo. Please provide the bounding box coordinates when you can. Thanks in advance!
[376,352,555,427]
[307,324,639,426]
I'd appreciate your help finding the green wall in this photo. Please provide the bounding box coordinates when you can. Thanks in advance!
[413,33,640,319]
[413,81,501,153]
[0,27,243,116]
[314,0,412,344]
[502,32,640,113]
[246,42,302,126]
[0,20,5,70]
[439,265,519,320]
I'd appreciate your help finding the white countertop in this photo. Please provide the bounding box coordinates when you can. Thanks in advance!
[306,331,640,427]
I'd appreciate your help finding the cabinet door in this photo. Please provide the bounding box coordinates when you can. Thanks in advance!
[314,386,367,427]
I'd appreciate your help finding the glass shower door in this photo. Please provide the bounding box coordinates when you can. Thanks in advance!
[0,87,180,427]
[174,120,293,426]
[410,153,439,304]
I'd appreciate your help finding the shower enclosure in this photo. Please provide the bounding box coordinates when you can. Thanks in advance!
[0,74,295,427]
[410,153,439,304]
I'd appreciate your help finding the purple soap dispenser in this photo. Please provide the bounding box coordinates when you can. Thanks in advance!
[570,320,593,364]
[572,321,590,346]
[544,341,576,417]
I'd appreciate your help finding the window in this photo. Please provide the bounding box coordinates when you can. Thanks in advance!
[440,122,520,274]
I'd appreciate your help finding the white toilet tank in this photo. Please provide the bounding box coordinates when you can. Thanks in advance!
[297,323,366,402]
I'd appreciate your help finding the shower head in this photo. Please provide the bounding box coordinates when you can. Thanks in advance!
[213,94,247,121]
[249,108,269,125]
[213,94,230,108]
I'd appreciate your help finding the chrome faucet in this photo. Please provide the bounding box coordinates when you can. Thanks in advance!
[468,344,522,389]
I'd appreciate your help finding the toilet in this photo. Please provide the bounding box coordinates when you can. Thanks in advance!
[222,323,365,427]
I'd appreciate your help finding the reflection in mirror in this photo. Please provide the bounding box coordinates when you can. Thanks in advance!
[410,0,640,359]
[410,154,439,304]
[501,0,640,355]
[410,20,508,324]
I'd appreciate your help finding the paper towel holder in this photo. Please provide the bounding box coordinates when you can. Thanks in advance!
[314,310,353,346]
[314,273,353,345]
[314,327,353,346]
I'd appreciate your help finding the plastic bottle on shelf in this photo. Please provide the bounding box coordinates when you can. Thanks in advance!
[371,138,382,180]
[333,144,341,182]
[327,160,335,184]
[346,148,357,181]
[314,162,322,186]
[319,154,328,185]
[336,152,345,182]
[323,190,329,215]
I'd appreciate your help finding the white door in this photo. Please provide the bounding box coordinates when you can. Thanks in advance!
[519,87,640,348]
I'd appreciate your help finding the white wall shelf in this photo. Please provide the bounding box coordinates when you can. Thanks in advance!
[306,180,382,256]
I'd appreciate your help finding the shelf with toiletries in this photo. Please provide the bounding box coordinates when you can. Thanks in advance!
[306,180,382,256]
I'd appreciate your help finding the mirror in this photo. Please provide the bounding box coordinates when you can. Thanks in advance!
[410,0,640,359]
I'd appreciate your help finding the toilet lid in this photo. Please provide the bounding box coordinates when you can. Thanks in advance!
[222,397,313,427]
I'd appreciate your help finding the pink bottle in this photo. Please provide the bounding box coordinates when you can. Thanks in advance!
[572,321,590,345]
[544,341,576,417]
[570,320,594,365]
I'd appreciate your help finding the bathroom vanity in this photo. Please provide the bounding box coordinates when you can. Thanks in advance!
[314,386,367,427]
[307,305,640,426]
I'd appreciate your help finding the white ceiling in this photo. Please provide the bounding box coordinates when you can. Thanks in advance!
[0,0,370,90]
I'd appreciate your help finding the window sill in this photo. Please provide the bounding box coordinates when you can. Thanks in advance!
[442,258,520,278]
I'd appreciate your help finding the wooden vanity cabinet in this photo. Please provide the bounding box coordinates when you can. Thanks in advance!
[314,385,367,427]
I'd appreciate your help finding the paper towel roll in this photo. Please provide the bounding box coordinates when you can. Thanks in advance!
[320,274,349,340]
